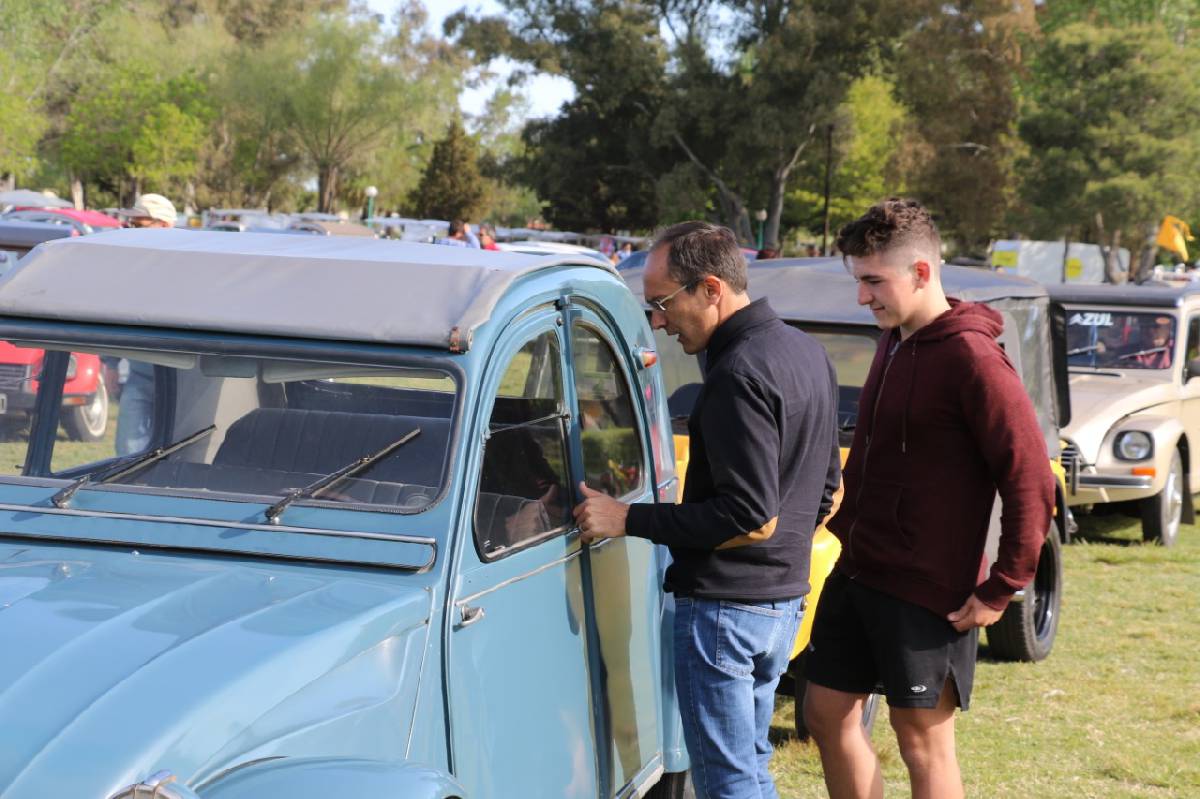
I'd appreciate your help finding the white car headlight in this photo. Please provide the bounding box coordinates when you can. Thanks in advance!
[1114,431,1153,461]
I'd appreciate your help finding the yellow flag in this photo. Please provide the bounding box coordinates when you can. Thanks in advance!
[1156,215,1194,260]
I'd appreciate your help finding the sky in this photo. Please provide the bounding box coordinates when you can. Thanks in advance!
[366,0,575,119]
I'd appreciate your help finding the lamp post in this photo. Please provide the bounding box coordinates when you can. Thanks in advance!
[364,185,378,221]
[755,208,767,250]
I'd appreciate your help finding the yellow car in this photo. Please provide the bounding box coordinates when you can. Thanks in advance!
[630,258,1071,735]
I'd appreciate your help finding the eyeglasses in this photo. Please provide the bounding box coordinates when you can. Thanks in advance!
[647,280,699,313]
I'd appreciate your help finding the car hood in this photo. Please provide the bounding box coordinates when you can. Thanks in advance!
[1062,371,1175,459]
[0,540,433,798]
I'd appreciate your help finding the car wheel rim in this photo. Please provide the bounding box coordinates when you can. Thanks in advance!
[81,384,107,436]
[1033,542,1055,639]
[1164,456,1183,542]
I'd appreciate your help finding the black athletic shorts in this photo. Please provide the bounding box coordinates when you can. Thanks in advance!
[804,570,978,710]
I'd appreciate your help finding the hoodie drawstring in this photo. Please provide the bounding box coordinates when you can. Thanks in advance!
[902,340,918,454]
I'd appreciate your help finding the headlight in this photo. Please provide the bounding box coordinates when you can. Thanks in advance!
[66,355,77,380]
[1114,431,1153,461]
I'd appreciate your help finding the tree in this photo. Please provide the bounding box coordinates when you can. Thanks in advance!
[786,73,910,247]
[448,0,670,232]
[276,11,457,212]
[410,118,487,221]
[1018,21,1200,280]
[888,0,1036,252]
[0,54,47,185]
[60,64,213,205]
[652,0,906,246]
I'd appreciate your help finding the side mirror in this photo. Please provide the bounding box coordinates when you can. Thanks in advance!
[1187,358,1200,382]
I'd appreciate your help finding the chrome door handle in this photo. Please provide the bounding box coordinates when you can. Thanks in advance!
[457,604,485,629]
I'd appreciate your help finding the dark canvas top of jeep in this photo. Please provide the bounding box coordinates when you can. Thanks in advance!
[624,255,1067,451]
[623,256,1047,323]
[1047,281,1200,308]
[0,228,617,352]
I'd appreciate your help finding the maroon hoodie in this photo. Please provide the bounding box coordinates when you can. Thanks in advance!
[827,299,1055,616]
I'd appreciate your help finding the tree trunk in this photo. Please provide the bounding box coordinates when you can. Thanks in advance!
[1133,221,1158,284]
[184,180,197,217]
[764,136,814,251]
[1093,212,1126,284]
[0,173,13,192]
[70,176,84,210]
[318,164,339,213]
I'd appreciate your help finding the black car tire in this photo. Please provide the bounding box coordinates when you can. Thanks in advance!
[645,770,694,799]
[987,527,1062,662]
[792,654,880,740]
[62,379,108,443]
[1140,448,1183,547]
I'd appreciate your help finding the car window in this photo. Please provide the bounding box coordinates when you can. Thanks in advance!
[0,340,49,476]
[475,331,571,556]
[50,358,161,475]
[801,328,879,433]
[1186,317,1200,368]
[1066,309,1176,370]
[16,342,458,512]
[572,324,645,499]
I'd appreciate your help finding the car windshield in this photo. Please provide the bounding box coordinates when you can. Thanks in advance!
[1066,309,1176,370]
[800,329,880,431]
[0,339,456,513]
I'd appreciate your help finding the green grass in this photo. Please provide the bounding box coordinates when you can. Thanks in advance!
[767,512,1200,798]
[0,404,121,476]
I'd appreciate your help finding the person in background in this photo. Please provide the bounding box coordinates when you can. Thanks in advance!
[478,223,500,251]
[112,193,178,454]
[435,219,480,248]
[612,242,634,265]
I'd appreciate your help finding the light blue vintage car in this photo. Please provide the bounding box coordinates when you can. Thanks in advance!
[0,230,690,798]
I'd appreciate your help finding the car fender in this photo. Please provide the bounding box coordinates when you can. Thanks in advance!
[1098,413,1184,495]
[199,757,467,799]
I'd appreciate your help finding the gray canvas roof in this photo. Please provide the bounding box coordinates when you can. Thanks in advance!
[1047,280,1200,308]
[0,228,616,351]
[624,256,1046,325]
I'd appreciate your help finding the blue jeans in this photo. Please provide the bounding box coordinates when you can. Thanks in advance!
[115,365,155,457]
[674,596,804,799]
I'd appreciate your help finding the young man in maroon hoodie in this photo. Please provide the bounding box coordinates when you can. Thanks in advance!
[803,199,1055,799]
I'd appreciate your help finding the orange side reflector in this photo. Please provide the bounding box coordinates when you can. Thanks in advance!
[1131,467,1156,477]
[638,348,658,368]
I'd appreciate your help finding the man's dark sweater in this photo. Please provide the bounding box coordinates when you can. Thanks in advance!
[827,300,1055,616]
[626,298,840,600]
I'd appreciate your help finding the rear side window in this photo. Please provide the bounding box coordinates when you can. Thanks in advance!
[475,331,571,556]
[572,324,644,499]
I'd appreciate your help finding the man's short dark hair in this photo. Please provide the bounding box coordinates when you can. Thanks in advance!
[448,219,465,236]
[652,221,748,293]
[836,198,941,263]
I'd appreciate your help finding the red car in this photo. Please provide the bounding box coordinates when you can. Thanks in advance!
[0,342,108,441]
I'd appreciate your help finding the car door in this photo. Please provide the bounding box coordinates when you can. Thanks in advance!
[1179,313,1200,478]
[567,311,664,794]
[447,316,600,799]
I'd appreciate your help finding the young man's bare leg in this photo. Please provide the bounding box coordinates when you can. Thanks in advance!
[803,682,883,799]
[888,678,963,799]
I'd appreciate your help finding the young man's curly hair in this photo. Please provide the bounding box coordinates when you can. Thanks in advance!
[836,198,941,262]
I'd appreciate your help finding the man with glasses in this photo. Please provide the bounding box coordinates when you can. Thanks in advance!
[574,220,840,799]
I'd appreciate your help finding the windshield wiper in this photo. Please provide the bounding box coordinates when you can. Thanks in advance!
[1118,346,1169,360]
[51,425,217,509]
[264,427,421,525]
[1067,344,1102,356]
[485,410,570,439]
